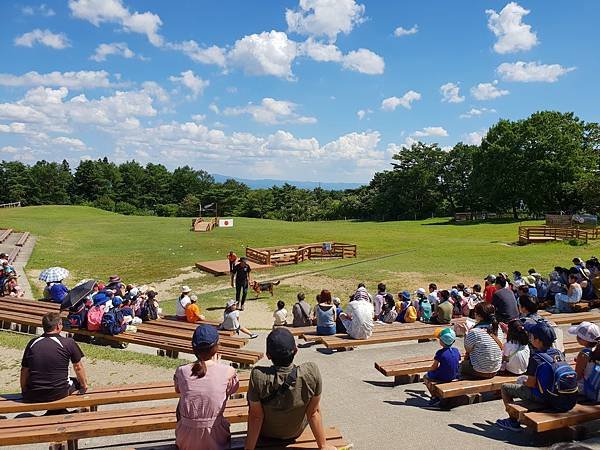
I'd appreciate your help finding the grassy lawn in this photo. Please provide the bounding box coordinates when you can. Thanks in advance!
[2,205,598,319]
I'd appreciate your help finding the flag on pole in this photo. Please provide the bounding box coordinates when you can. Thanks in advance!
[219,219,234,227]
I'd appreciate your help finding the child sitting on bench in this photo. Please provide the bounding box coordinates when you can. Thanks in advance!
[423,327,461,407]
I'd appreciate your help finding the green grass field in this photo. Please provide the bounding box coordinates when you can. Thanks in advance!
[1,205,597,319]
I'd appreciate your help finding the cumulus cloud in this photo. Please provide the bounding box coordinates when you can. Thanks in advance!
[53,136,88,151]
[393,25,418,37]
[166,41,227,67]
[0,70,118,89]
[413,126,448,138]
[228,31,298,79]
[356,109,372,120]
[286,0,365,41]
[69,0,163,46]
[486,2,538,54]
[169,70,209,99]
[14,29,70,49]
[464,131,485,145]
[470,80,509,100]
[497,61,576,83]
[223,98,316,125]
[299,38,343,62]
[459,107,496,119]
[381,91,421,111]
[90,42,135,62]
[440,82,465,103]
[342,48,385,75]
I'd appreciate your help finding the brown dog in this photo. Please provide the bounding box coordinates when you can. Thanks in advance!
[250,280,280,297]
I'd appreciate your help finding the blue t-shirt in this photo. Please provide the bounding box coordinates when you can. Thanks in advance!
[427,346,461,382]
[49,283,69,303]
[528,287,538,297]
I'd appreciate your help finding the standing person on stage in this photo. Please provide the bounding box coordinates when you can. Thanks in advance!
[231,257,251,311]
[227,251,237,273]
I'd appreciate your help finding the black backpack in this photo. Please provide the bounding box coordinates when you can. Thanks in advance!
[141,299,159,321]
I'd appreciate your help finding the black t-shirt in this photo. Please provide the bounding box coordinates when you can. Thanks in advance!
[232,263,251,286]
[21,333,84,402]
[492,288,520,323]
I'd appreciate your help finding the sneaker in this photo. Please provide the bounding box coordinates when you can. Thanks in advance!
[428,397,441,407]
[496,418,522,432]
[250,333,258,339]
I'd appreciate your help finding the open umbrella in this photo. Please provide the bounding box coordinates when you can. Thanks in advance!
[60,279,96,311]
[39,267,69,283]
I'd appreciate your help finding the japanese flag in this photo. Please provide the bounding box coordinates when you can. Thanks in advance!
[219,219,234,227]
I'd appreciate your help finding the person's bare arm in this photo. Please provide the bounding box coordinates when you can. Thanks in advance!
[305,395,336,450]
[20,367,29,392]
[245,400,264,450]
[428,359,440,372]
[524,375,536,388]
[72,361,88,392]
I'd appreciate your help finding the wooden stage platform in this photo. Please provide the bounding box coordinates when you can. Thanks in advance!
[195,259,272,276]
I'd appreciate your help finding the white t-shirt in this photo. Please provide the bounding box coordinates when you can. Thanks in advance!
[342,300,374,340]
[427,291,439,308]
[176,295,191,317]
[374,293,385,317]
[273,308,288,326]
[502,341,530,375]
[222,310,240,330]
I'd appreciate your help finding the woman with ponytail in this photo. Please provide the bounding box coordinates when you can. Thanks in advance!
[461,302,504,379]
[174,325,239,450]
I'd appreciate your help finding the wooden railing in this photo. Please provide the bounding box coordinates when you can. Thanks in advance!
[518,226,589,244]
[245,242,357,266]
[0,202,20,208]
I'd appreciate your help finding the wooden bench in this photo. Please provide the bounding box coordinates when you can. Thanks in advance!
[0,376,250,415]
[7,247,19,264]
[319,325,447,350]
[15,231,30,247]
[0,228,12,243]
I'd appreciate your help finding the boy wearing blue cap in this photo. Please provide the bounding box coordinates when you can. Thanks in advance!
[423,327,461,407]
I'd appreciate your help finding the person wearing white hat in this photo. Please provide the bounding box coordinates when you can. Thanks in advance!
[221,299,257,338]
[568,322,600,384]
[176,286,192,321]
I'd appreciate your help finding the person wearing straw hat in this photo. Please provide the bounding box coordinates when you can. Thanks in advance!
[174,325,239,450]
[176,286,192,321]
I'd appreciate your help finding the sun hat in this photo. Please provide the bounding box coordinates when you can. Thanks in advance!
[524,321,556,346]
[93,292,108,306]
[332,297,340,306]
[401,290,411,300]
[192,324,219,348]
[266,327,296,360]
[450,288,460,297]
[414,288,426,296]
[568,321,600,344]
[434,327,456,346]
[181,285,191,293]
[524,275,536,287]
[108,275,121,283]
[225,299,236,308]
[190,294,198,302]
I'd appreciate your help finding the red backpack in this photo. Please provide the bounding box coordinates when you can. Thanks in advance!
[87,305,105,331]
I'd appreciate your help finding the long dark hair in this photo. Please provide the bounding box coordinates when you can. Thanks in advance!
[473,302,499,336]
[507,319,529,345]
[191,343,219,378]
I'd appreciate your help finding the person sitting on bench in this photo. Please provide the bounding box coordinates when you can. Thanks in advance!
[220,299,257,339]
[423,327,461,407]
[245,328,336,450]
[339,287,374,340]
[315,290,337,336]
[461,303,503,379]
[20,311,88,407]
[174,324,239,450]
[430,289,452,325]
[552,273,582,313]
[292,293,312,327]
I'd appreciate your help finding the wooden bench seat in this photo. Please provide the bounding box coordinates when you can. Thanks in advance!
[15,231,30,247]
[7,247,19,264]
[507,401,600,434]
[0,400,249,447]
[0,228,12,243]
[0,376,250,415]
[319,326,445,349]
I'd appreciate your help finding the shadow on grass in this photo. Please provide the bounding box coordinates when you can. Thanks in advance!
[448,421,541,447]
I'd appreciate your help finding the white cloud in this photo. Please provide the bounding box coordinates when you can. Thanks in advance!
[14,29,70,49]
[299,38,342,62]
[209,103,220,115]
[381,90,421,111]
[393,25,418,37]
[342,48,385,75]
[228,31,298,79]
[470,80,509,100]
[459,107,496,119]
[53,136,88,151]
[141,81,169,103]
[0,70,117,89]
[69,0,163,46]
[357,109,372,120]
[286,0,366,42]
[191,114,206,123]
[497,61,576,83]
[167,41,227,67]
[464,131,484,145]
[322,131,382,160]
[22,4,55,16]
[90,42,135,62]
[486,2,538,54]
[440,82,464,103]
[223,98,316,125]
[169,70,209,99]
[413,126,448,138]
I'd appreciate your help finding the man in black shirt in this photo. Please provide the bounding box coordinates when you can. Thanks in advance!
[21,312,88,404]
[492,278,519,323]
[231,257,252,310]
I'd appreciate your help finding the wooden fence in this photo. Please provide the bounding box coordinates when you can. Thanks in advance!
[246,242,357,266]
[518,226,590,244]
[0,202,20,208]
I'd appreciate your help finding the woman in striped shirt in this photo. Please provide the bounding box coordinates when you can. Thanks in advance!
[461,302,504,379]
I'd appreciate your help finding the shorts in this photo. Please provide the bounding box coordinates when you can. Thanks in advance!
[460,358,496,379]
[501,383,536,402]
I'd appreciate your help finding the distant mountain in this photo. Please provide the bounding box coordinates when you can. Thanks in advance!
[212,174,364,191]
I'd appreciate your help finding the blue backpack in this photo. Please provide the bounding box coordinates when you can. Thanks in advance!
[66,304,88,329]
[535,350,578,412]
[101,309,125,335]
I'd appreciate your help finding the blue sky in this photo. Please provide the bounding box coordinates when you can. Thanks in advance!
[0,0,598,182]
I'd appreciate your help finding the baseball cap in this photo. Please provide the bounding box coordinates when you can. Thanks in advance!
[266,327,296,360]
[415,288,426,296]
[225,299,236,308]
[401,290,411,299]
[112,297,122,307]
[192,324,219,348]
[450,288,460,297]
[484,274,496,282]
[434,327,456,346]
[568,322,600,344]
[524,321,556,346]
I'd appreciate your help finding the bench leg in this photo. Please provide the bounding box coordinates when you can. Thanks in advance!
[393,374,420,386]
[67,440,78,450]
[157,349,166,357]
[166,350,179,359]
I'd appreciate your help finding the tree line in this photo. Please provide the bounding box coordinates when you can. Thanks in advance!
[1,111,598,221]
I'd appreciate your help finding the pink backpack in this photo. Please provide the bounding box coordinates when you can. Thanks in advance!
[87,305,105,331]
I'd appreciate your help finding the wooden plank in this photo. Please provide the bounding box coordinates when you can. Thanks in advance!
[15,231,30,247]
[0,229,12,243]
[523,404,600,433]
[432,375,517,398]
